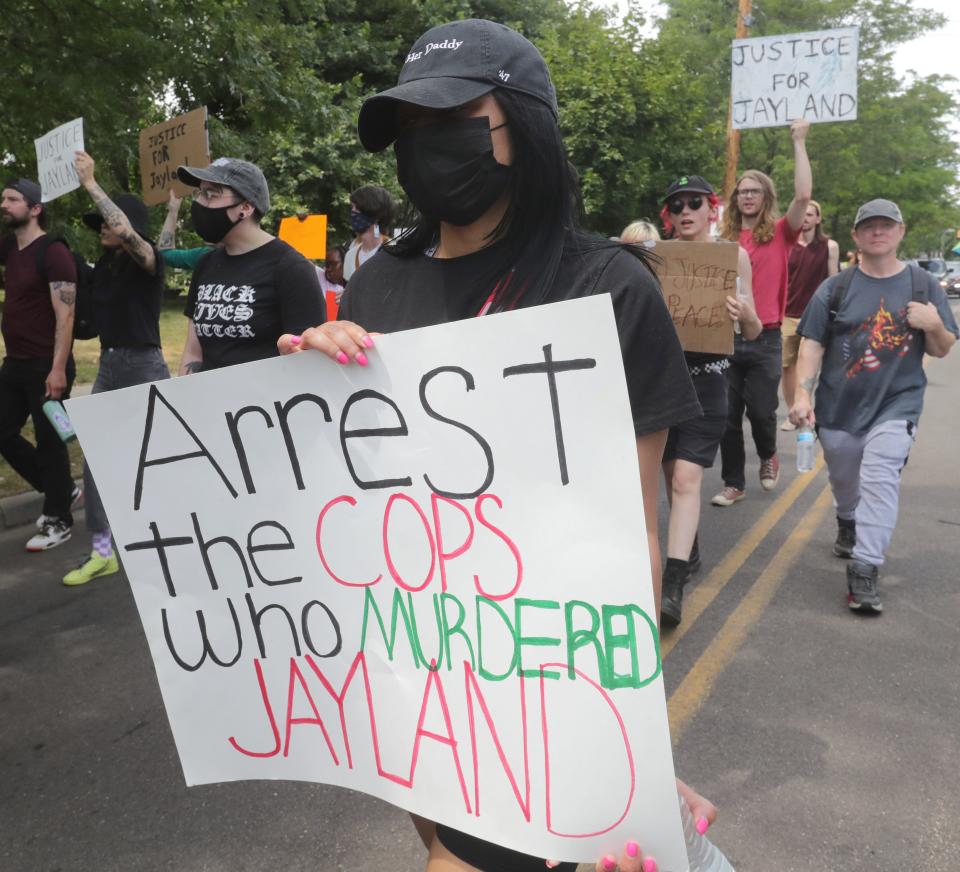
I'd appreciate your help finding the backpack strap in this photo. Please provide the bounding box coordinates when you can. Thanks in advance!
[907,263,931,305]
[32,235,70,288]
[828,265,858,323]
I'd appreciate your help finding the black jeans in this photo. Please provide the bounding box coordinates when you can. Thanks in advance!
[720,328,782,490]
[0,356,76,522]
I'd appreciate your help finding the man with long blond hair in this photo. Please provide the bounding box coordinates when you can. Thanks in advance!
[711,118,812,507]
[780,199,840,429]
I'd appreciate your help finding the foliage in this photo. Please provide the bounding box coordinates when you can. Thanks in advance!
[1,0,958,255]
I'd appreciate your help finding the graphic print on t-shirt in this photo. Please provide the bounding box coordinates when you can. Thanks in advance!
[841,297,914,378]
[193,282,257,339]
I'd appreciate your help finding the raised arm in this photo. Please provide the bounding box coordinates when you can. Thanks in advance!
[75,150,157,275]
[158,189,182,251]
[46,279,76,399]
[784,119,812,233]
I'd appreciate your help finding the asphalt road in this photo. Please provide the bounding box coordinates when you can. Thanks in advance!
[2,308,958,872]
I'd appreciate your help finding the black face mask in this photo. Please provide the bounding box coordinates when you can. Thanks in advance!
[191,200,241,243]
[394,116,511,226]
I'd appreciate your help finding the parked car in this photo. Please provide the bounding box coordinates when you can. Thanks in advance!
[915,257,948,280]
[942,268,960,298]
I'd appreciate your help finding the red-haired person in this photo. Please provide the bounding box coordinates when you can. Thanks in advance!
[713,119,812,506]
[656,176,761,625]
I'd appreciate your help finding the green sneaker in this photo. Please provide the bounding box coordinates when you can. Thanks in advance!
[63,552,119,586]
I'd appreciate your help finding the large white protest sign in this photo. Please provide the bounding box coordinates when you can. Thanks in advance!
[731,27,859,130]
[66,296,687,868]
[35,118,85,202]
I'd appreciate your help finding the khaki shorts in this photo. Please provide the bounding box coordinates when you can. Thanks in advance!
[781,316,802,367]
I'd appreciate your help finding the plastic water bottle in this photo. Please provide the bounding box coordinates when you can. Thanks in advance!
[796,424,815,472]
[680,795,736,871]
[42,399,76,443]
[733,278,747,335]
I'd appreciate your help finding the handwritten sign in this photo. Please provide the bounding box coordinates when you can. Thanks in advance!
[731,27,859,130]
[138,107,210,206]
[278,214,328,260]
[651,240,738,355]
[66,297,688,868]
[35,118,84,202]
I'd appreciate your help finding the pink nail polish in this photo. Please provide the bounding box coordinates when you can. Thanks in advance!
[696,817,709,836]
[355,352,369,366]
[362,334,374,348]
[289,335,301,346]
[335,351,349,365]
[643,858,658,872]
[626,841,639,858]
[602,856,616,871]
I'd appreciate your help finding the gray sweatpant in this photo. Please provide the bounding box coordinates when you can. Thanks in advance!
[84,347,170,532]
[818,419,916,567]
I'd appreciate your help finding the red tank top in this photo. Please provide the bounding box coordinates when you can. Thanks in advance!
[786,236,829,317]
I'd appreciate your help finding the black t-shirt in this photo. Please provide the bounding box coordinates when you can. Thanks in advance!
[92,245,165,348]
[184,238,325,370]
[341,240,701,437]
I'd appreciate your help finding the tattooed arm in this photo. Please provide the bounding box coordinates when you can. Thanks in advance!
[788,337,824,428]
[46,280,76,400]
[158,189,182,250]
[75,150,157,275]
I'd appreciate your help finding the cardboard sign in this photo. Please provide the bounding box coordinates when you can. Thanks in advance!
[278,214,328,260]
[34,118,84,202]
[731,27,859,130]
[651,240,738,354]
[139,107,210,206]
[66,296,688,868]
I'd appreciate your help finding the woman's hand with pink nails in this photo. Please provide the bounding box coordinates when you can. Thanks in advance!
[277,319,375,366]
[677,776,717,835]
[590,840,651,872]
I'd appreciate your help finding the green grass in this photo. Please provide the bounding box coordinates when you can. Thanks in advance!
[0,298,189,499]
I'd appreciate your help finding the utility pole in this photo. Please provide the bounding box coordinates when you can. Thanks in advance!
[723,0,753,198]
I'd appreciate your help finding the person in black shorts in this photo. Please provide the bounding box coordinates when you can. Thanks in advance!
[283,19,717,872]
[656,176,761,626]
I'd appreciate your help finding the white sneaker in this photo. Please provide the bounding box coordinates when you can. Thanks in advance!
[26,519,72,552]
[35,485,82,529]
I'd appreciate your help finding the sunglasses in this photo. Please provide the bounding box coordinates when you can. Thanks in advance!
[667,195,704,214]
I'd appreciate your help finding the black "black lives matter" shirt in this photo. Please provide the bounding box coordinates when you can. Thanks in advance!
[340,240,700,436]
[184,238,325,370]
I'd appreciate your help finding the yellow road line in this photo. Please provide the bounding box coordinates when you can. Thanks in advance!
[661,452,827,658]
[667,483,834,743]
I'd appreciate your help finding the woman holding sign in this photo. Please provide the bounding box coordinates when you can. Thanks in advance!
[282,19,723,872]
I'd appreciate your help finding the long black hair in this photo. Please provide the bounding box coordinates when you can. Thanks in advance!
[388,88,652,311]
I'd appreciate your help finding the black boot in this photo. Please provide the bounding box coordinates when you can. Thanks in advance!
[660,558,690,628]
[688,534,702,575]
[834,517,856,558]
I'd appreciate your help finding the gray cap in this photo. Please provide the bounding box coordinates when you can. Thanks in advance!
[177,158,270,215]
[4,178,42,204]
[854,198,903,227]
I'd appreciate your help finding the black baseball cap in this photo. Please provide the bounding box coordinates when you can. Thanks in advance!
[358,18,558,152]
[4,178,43,205]
[662,175,715,202]
[83,194,150,238]
[177,158,270,215]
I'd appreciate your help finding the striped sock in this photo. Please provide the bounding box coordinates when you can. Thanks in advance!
[93,530,113,557]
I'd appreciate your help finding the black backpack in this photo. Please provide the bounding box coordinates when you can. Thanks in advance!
[34,235,97,340]
[828,264,931,331]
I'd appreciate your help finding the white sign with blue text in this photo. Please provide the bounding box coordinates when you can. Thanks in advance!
[731,27,859,130]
